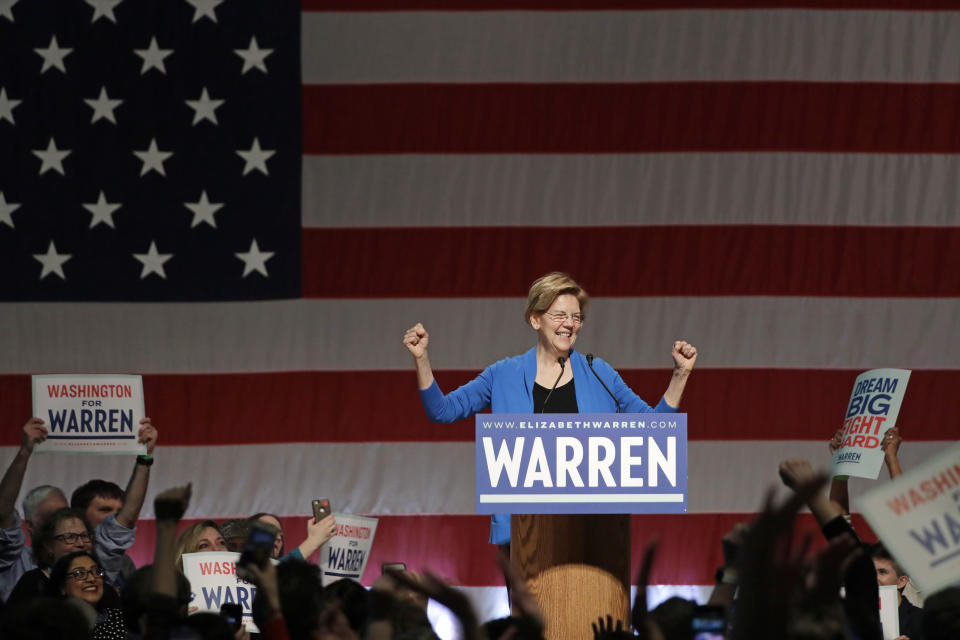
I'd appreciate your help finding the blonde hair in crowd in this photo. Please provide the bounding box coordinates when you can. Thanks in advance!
[174,520,223,570]
[524,272,589,325]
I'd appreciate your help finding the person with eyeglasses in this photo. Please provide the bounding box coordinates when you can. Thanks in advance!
[46,550,126,640]
[0,416,159,603]
[5,507,96,606]
[403,272,698,548]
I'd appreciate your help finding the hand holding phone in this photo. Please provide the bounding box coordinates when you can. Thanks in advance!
[312,498,332,522]
[237,521,277,580]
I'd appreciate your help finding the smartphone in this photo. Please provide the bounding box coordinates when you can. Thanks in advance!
[220,603,243,632]
[237,520,277,577]
[312,498,332,522]
[381,562,406,574]
[691,605,726,640]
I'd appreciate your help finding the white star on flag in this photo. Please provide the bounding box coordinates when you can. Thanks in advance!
[0,88,21,125]
[85,0,123,23]
[34,35,73,74]
[235,238,274,277]
[236,138,275,175]
[84,86,123,124]
[133,241,173,279]
[185,87,224,125]
[134,138,173,176]
[33,138,71,175]
[0,0,19,22]
[134,37,173,75]
[185,0,223,23]
[33,241,72,280]
[184,190,224,228]
[0,191,20,228]
[82,191,122,228]
[234,36,273,74]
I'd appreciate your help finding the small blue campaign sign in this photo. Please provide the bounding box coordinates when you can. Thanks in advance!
[475,413,687,514]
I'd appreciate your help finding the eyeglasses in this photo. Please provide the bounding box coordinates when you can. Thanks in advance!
[53,532,92,544]
[66,566,104,581]
[543,311,584,325]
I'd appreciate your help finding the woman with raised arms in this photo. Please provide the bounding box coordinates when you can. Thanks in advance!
[402,272,698,547]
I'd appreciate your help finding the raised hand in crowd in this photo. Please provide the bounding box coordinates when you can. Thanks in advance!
[707,521,747,608]
[731,472,827,640]
[630,540,665,640]
[296,513,337,560]
[0,418,47,529]
[153,483,191,598]
[388,567,480,640]
[882,426,903,479]
[826,428,851,515]
[592,615,631,640]
[114,417,159,530]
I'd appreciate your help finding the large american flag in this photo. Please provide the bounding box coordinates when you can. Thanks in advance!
[2,0,959,631]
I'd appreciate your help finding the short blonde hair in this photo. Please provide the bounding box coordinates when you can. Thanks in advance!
[524,272,589,325]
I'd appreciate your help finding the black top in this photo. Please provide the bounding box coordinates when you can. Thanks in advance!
[533,379,579,413]
[899,595,925,640]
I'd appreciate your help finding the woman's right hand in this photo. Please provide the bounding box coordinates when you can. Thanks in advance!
[403,323,429,360]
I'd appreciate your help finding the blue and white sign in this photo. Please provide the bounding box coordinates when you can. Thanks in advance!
[475,413,687,514]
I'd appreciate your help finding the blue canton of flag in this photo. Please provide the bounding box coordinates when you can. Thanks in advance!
[0,0,301,301]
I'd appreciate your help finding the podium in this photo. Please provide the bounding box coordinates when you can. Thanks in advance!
[475,412,687,640]
[511,514,631,640]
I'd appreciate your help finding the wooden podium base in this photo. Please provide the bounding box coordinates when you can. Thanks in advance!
[511,514,630,640]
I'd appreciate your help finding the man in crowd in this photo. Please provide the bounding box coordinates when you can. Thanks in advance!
[873,542,924,640]
[0,416,157,600]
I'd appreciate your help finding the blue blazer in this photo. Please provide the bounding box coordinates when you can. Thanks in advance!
[419,347,676,544]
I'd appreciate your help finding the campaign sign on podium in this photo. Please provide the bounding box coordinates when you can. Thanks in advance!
[475,413,687,514]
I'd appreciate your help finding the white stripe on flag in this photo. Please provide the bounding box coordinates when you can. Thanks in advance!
[303,153,960,228]
[301,10,960,84]
[2,298,957,373]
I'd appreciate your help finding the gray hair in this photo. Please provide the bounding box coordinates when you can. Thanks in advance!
[22,485,66,523]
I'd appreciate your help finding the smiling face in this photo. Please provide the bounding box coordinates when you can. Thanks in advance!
[61,556,103,605]
[529,293,582,358]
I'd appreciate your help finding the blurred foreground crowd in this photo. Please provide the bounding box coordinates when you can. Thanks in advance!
[1,417,957,640]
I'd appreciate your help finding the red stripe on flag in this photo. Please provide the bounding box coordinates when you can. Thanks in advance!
[301,226,960,298]
[302,83,960,154]
[303,1,960,10]
[127,513,876,586]
[2,369,953,445]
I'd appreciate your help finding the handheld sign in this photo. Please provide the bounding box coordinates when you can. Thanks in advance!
[878,585,900,640]
[32,374,146,455]
[831,369,911,479]
[319,514,378,586]
[475,413,687,514]
[182,552,268,633]
[857,441,960,595]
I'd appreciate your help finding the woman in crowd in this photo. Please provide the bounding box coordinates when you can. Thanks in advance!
[5,507,93,605]
[174,520,227,570]
[47,550,125,640]
[249,512,338,562]
[403,272,698,546]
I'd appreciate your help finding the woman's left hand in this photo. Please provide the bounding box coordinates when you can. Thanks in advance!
[671,341,697,373]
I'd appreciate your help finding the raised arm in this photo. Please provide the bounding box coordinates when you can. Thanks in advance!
[403,323,435,390]
[0,418,47,529]
[779,459,842,527]
[881,427,903,479]
[293,514,336,561]
[661,341,697,408]
[115,418,158,528]
[827,429,850,515]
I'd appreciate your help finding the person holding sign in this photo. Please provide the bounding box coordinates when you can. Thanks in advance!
[403,272,698,545]
[0,416,158,601]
